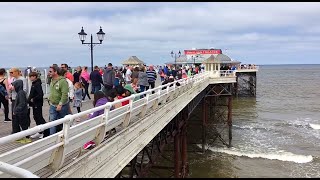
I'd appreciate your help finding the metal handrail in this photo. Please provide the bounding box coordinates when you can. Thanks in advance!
[0,161,39,178]
[0,71,210,178]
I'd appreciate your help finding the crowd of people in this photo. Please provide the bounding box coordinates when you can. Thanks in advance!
[0,63,202,147]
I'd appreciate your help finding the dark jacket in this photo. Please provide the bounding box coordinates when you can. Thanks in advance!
[28,78,44,107]
[103,68,115,86]
[131,71,139,79]
[90,70,103,86]
[161,78,180,90]
[12,80,28,116]
[73,71,81,84]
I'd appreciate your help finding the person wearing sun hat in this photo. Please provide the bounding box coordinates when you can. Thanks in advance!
[124,84,140,101]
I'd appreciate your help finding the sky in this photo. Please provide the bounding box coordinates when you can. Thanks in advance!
[1,2,320,68]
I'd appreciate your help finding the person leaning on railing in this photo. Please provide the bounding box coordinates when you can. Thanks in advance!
[83,90,116,150]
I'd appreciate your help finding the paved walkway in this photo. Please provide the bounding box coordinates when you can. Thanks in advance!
[0,78,162,139]
[0,97,94,139]
[0,78,164,177]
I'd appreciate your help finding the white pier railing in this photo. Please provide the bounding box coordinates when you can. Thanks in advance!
[0,69,239,178]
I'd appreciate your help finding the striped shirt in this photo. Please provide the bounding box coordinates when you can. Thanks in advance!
[146,69,157,82]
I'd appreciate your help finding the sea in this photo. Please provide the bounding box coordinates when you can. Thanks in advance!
[184,64,320,178]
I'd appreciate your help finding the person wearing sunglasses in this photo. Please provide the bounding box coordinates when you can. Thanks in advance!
[8,67,29,134]
[47,65,69,135]
[60,64,74,83]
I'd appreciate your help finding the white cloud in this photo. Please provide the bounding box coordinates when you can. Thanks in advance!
[1,2,320,68]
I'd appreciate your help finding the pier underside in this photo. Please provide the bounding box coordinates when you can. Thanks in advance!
[116,83,233,178]
[235,72,257,97]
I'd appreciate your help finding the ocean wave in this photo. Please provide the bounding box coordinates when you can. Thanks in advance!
[198,145,313,164]
[309,123,320,130]
[232,124,269,131]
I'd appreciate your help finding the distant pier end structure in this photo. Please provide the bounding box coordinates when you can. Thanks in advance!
[183,48,258,97]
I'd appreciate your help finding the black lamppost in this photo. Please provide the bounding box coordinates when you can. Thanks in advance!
[191,55,195,65]
[170,50,181,69]
[191,54,199,66]
[78,26,106,72]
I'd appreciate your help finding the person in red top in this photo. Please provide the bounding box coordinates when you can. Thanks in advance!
[61,64,74,83]
[114,86,130,108]
[99,67,104,76]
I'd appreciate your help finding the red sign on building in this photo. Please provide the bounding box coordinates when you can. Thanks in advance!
[184,49,222,55]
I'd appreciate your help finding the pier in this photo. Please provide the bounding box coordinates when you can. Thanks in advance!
[0,64,258,178]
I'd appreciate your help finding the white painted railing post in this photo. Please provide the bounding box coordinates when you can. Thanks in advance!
[62,115,72,146]
[95,103,111,145]
[50,114,72,171]
[140,90,150,118]
[122,95,135,128]
[173,80,177,98]
[50,134,64,171]
[152,88,160,110]
[44,69,48,96]
[164,83,170,104]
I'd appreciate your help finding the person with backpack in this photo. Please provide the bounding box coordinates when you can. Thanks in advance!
[12,79,31,143]
[0,68,11,122]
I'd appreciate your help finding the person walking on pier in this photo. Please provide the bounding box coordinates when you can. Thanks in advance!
[90,66,103,94]
[102,63,115,95]
[73,82,83,114]
[138,66,148,94]
[125,66,132,85]
[60,69,74,115]
[61,64,74,83]
[11,79,31,143]
[48,65,69,135]
[9,67,29,134]
[28,72,50,139]
[0,68,11,122]
[73,66,82,85]
[80,66,91,101]
[146,65,157,91]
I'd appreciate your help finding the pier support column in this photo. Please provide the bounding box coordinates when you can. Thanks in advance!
[202,98,207,153]
[174,129,181,178]
[181,123,188,178]
[129,156,137,178]
[227,96,233,147]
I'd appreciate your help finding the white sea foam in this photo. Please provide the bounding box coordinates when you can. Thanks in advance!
[309,123,320,130]
[199,145,313,164]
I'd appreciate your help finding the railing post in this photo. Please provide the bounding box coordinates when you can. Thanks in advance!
[164,83,170,104]
[122,95,135,128]
[140,90,150,118]
[50,134,65,172]
[95,103,111,145]
[50,115,72,171]
[44,69,48,96]
[169,82,175,101]
[62,115,72,146]
[152,88,160,110]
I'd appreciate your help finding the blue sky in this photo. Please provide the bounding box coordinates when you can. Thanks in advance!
[1,2,320,68]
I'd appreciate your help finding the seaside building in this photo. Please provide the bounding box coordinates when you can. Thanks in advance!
[122,56,145,66]
[165,48,237,66]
